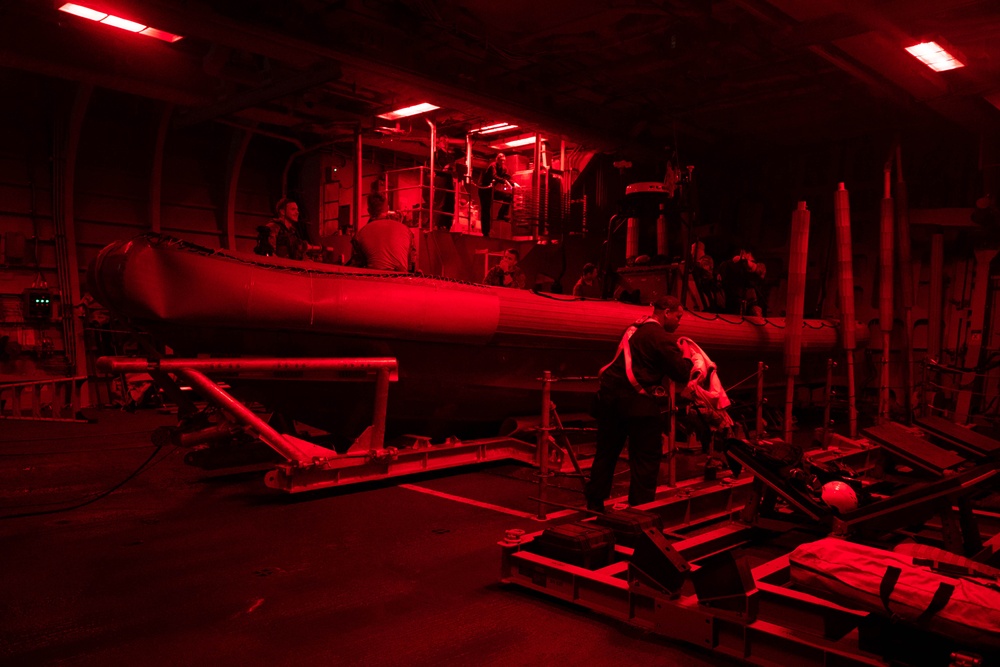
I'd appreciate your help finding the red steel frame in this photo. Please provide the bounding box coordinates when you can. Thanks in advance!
[97,356,582,493]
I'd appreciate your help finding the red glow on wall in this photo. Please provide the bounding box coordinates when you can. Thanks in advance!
[58,3,184,42]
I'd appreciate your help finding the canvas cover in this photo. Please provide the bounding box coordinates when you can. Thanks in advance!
[790,537,1000,649]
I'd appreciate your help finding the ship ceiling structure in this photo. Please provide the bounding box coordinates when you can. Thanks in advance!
[2,0,999,155]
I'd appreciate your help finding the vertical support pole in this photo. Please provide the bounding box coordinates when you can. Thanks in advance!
[667,380,677,487]
[928,233,944,361]
[656,203,668,257]
[533,137,542,239]
[52,82,92,401]
[755,362,766,441]
[465,133,474,234]
[354,127,363,233]
[921,360,930,418]
[426,119,435,232]
[224,128,252,250]
[878,168,895,423]
[784,201,810,444]
[846,352,857,438]
[371,368,389,450]
[834,182,858,438]
[626,217,639,259]
[895,145,915,424]
[823,359,835,446]
[537,370,553,520]
[149,104,172,233]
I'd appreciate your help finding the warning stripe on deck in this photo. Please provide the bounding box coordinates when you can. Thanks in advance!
[399,483,578,521]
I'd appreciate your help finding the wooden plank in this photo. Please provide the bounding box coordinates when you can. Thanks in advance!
[862,422,965,475]
[916,416,1000,457]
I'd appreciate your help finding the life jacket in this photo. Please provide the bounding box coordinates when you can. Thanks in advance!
[676,336,731,410]
[600,316,663,396]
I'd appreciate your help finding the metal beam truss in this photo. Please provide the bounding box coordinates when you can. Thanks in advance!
[501,435,1000,666]
[96,356,581,493]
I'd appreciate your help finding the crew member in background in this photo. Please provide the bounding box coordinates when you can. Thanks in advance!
[434,136,462,232]
[255,198,310,260]
[585,295,693,512]
[484,248,526,289]
[351,193,415,272]
[477,152,515,238]
[572,263,602,299]
[717,248,767,316]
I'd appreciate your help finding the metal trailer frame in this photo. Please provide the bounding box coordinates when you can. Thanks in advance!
[500,483,888,667]
[96,355,588,494]
[501,434,1000,666]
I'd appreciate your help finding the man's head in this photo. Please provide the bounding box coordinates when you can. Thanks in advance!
[652,295,684,332]
[500,248,519,271]
[276,198,299,224]
[367,193,388,219]
[582,263,598,281]
[495,152,506,168]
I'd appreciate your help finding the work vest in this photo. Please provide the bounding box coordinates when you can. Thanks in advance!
[600,316,665,397]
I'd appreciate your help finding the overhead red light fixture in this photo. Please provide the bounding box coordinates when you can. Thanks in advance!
[58,2,106,20]
[377,102,439,120]
[490,135,536,150]
[58,3,184,42]
[471,122,518,135]
[905,41,964,72]
[101,14,145,32]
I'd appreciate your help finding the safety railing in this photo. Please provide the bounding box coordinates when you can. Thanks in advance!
[382,166,476,234]
[0,376,87,421]
[921,358,999,424]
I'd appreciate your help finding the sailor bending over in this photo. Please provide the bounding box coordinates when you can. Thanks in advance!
[585,296,693,511]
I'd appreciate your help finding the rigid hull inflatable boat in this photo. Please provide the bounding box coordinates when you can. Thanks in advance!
[90,234,867,438]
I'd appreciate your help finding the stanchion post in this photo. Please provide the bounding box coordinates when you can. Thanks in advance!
[537,371,553,520]
[823,359,836,447]
[755,362,766,442]
[922,361,930,418]
[372,367,390,450]
[668,380,677,487]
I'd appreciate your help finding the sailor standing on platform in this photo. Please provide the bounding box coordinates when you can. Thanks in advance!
[585,295,693,511]
[478,152,515,238]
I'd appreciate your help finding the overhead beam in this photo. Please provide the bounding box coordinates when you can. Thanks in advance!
[114,1,629,149]
[175,60,344,128]
[0,11,215,106]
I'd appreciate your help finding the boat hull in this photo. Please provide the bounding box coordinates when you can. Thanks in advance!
[90,235,867,438]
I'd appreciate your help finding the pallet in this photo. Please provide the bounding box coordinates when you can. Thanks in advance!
[862,423,965,475]
[915,416,1000,460]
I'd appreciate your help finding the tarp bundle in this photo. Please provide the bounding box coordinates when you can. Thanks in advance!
[790,538,1000,649]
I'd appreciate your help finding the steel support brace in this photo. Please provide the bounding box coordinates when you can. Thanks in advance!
[264,436,563,493]
[501,480,884,667]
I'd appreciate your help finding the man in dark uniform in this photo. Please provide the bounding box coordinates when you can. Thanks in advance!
[255,198,310,260]
[585,295,693,511]
[477,152,515,238]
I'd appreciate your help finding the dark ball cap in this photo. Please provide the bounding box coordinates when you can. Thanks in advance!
[652,295,681,312]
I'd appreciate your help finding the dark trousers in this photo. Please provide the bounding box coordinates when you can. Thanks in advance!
[478,189,493,237]
[494,190,512,220]
[585,395,665,506]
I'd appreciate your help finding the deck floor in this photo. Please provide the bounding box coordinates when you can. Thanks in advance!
[0,408,730,666]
